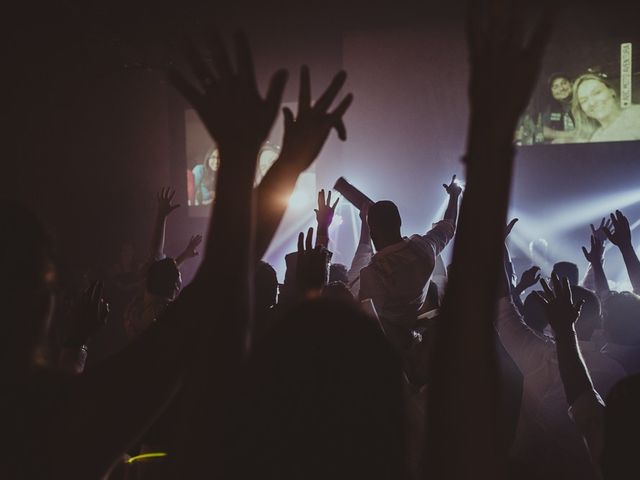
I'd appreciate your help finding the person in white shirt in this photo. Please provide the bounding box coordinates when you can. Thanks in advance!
[357,176,461,355]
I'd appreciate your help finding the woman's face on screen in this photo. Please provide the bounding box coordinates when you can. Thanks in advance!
[577,79,617,122]
[208,150,219,170]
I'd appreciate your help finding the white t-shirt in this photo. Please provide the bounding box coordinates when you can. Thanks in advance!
[359,220,455,340]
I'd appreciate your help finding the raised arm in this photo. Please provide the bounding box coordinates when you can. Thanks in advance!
[512,266,541,314]
[169,31,287,477]
[347,201,373,295]
[314,189,339,249]
[536,275,605,464]
[604,210,640,293]
[582,228,611,298]
[442,174,463,226]
[426,2,552,478]
[149,187,180,261]
[255,66,352,259]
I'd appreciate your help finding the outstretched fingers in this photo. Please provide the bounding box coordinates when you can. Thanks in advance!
[330,93,353,140]
[208,30,234,80]
[298,65,311,114]
[315,71,348,113]
[264,70,289,124]
[233,31,257,91]
[306,227,314,251]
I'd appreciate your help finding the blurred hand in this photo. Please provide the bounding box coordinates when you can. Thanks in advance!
[279,66,353,171]
[534,274,584,336]
[443,175,463,198]
[515,266,541,293]
[603,210,632,249]
[582,234,604,265]
[169,31,288,156]
[157,187,180,218]
[314,189,340,230]
[466,0,553,145]
[184,234,203,259]
[66,280,110,346]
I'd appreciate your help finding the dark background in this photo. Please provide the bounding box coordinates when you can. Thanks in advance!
[3,0,640,285]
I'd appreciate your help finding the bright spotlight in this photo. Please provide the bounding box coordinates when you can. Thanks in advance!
[283,171,317,211]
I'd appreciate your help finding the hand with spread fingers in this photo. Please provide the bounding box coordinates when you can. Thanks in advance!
[514,266,541,294]
[603,209,632,249]
[177,234,203,265]
[315,189,340,231]
[582,234,604,265]
[534,273,585,336]
[279,66,353,171]
[169,31,288,156]
[590,217,613,244]
[157,187,180,218]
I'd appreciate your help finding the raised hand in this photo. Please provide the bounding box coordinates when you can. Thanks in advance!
[296,227,331,295]
[514,266,541,293]
[466,0,553,148]
[582,234,604,265]
[169,31,288,155]
[177,234,203,266]
[65,280,110,347]
[534,274,584,336]
[314,189,340,230]
[603,210,632,249]
[590,217,612,244]
[254,66,353,260]
[279,66,353,171]
[157,187,180,218]
[442,175,463,198]
[504,218,519,239]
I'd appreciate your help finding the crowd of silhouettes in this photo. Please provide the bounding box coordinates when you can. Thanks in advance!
[3,1,640,479]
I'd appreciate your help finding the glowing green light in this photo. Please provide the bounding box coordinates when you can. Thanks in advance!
[126,452,168,464]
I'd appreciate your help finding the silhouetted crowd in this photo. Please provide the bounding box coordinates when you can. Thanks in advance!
[3,1,640,479]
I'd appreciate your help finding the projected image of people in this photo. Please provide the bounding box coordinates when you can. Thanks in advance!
[572,73,640,143]
[191,148,218,206]
[515,40,640,146]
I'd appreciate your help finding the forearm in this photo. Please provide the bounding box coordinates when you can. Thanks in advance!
[359,216,372,245]
[149,213,167,260]
[427,143,514,478]
[316,223,330,249]
[620,244,640,293]
[175,249,191,266]
[590,261,611,297]
[511,289,526,315]
[255,157,304,259]
[180,149,256,478]
[555,329,595,406]
[443,193,461,226]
